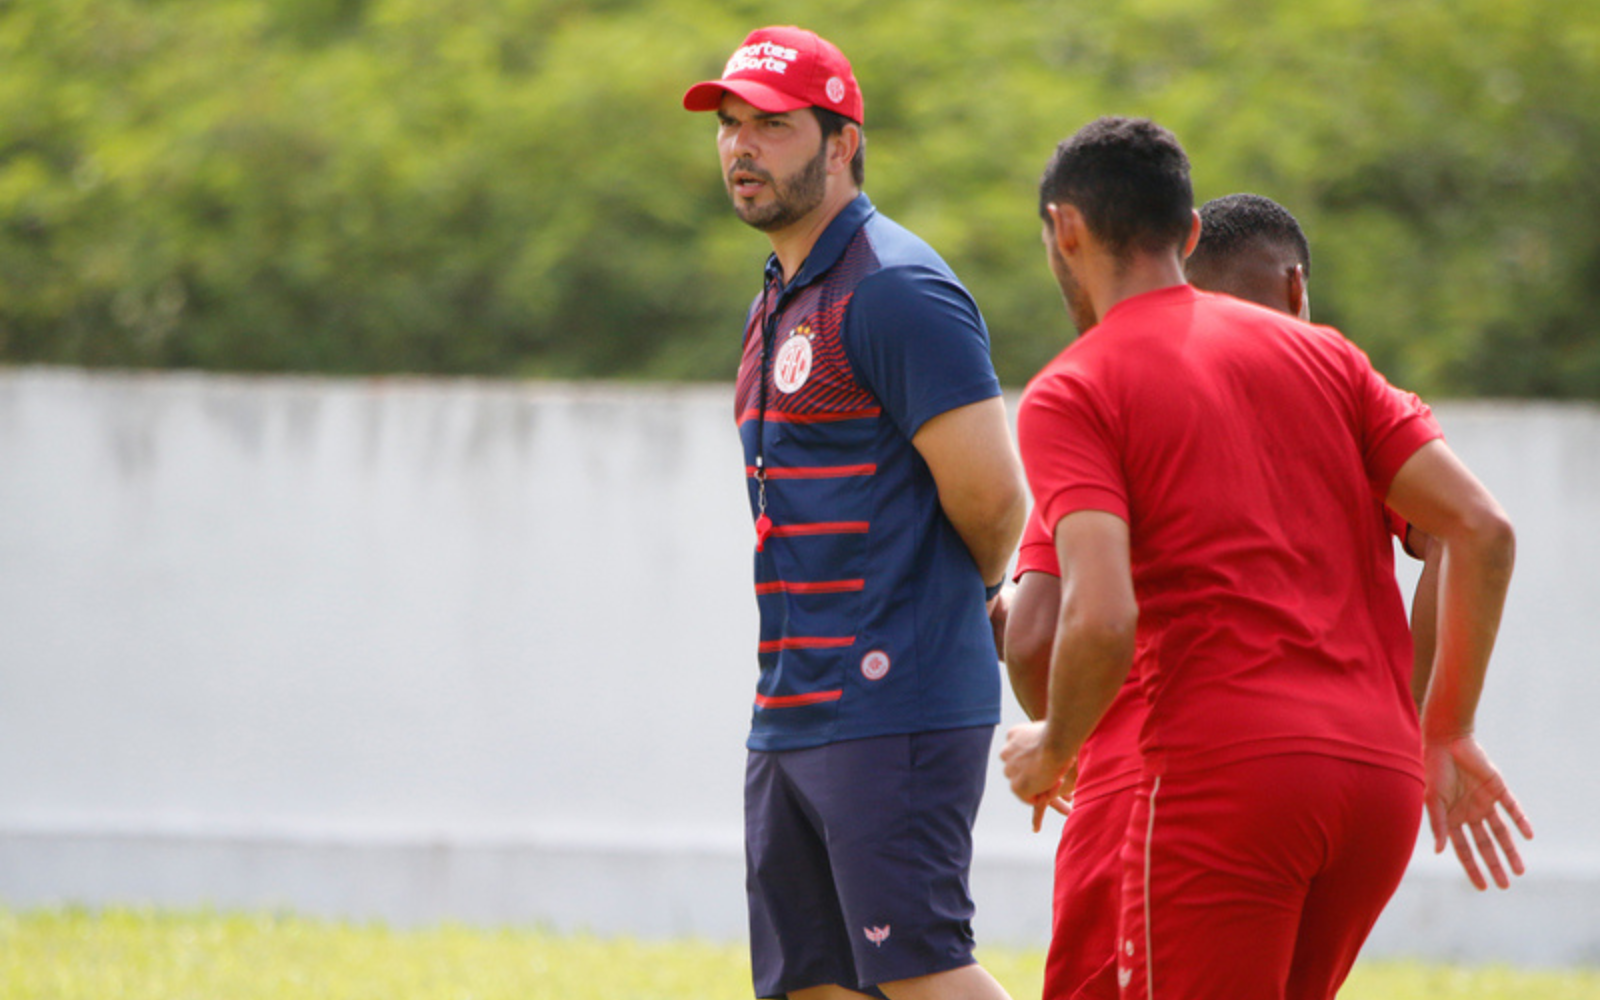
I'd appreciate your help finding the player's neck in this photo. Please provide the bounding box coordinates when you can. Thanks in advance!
[1090,253,1188,323]
[766,183,860,285]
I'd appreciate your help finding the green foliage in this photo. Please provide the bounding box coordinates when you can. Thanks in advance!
[2,0,1598,395]
[3,908,1597,1000]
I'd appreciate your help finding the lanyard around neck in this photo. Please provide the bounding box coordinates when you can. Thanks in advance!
[753,266,783,550]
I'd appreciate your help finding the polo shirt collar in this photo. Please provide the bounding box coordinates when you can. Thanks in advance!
[765,193,877,292]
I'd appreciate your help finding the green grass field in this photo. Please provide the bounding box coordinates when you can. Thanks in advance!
[2,908,1595,999]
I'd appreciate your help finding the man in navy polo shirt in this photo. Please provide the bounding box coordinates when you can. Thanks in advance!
[684,25,1028,1000]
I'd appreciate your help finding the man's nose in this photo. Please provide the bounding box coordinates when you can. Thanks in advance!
[726,120,760,159]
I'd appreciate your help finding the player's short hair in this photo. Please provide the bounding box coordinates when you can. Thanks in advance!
[1191,193,1312,277]
[1037,117,1193,258]
[813,106,865,187]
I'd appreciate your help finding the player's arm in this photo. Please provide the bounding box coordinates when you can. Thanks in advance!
[912,396,1027,592]
[1001,510,1137,828]
[1407,527,1442,710]
[1004,570,1060,721]
[1385,438,1532,889]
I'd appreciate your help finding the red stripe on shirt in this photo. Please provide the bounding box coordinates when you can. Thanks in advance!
[755,579,866,595]
[768,521,869,538]
[754,689,845,709]
[757,636,856,653]
[738,407,881,426]
[746,464,877,479]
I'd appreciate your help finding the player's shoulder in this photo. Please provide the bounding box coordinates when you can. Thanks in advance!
[1018,340,1094,417]
[844,217,983,336]
[856,210,960,280]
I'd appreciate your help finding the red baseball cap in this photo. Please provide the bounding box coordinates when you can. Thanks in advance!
[683,26,864,125]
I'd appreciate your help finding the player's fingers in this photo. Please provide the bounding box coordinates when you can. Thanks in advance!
[1500,790,1536,841]
[1002,747,1029,783]
[998,734,1021,764]
[1470,819,1510,890]
[1008,775,1034,804]
[1450,826,1488,891]
[1486,811,1526,878]
[1032,800,1048,833]
[1425,796,1448,854]
[1049,795,1072,818]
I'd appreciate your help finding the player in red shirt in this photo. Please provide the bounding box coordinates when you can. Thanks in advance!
[1002,191,1444,1000]
[1000,118,1532,1000]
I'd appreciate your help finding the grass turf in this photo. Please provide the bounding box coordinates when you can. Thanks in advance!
[2,908,1596,999]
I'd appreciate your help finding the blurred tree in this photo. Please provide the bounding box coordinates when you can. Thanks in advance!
[0,0,1596,397]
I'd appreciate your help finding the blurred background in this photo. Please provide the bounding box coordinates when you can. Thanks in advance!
[2,0,1598,972]
[4,0,1600,396]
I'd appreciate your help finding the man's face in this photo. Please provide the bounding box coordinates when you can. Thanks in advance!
[716,94,829,233]
[1043,220,1097,335]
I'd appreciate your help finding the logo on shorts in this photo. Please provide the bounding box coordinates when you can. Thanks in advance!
[864,924,891,948]
[860,650,891,681]
[773,327,813,394]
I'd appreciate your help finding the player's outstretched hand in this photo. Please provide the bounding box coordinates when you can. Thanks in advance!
[1000,721,1075,832]
[1424,736,1534,891]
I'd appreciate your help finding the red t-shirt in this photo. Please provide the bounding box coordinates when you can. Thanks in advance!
[1014,507,1146,803]
[1017,285,1441,779]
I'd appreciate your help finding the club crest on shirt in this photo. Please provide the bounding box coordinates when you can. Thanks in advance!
[773,325,814,394]
[860,650,891,681]
[864,924,891,947]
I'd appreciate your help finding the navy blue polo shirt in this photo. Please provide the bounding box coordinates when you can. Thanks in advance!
[735,194,1003,752]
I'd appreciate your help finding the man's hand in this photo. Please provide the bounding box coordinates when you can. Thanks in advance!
[1424,736,1534,890]
[1000,721,1075,832]
[987,587,1010,662]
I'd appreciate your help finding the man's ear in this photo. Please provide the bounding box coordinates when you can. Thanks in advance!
[1046,202,1085,257]
[829,123,861,177]
[1182,209,1202,259]
[1288,263,1310,321]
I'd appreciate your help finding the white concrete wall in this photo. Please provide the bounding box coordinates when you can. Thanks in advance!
[0,367,1596,966]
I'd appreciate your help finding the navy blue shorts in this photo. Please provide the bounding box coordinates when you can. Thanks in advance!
[744,725,993,999]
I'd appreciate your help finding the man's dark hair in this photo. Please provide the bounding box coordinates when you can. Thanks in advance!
[1191,193,1311,277]
[814,106,866,187]
[1037,117,1192,258]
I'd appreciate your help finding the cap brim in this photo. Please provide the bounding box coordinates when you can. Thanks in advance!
[682,79,813,114]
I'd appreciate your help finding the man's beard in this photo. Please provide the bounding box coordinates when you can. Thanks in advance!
[728,142,828,233]
[1049,241,1098,335]
[1062,269,1097,335]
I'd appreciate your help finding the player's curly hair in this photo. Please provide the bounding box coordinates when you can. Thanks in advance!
[1038,117,1192,258]
[1192,193,1311,278]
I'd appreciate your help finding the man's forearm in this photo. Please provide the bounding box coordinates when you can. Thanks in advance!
[1006,649,1050,722]
[1005,572,1062,721]
[1409,533,1442,709]
[911,396,1027,587]
[1042,616,1135,760]
[943,485,1026,586]
[1421,519,1515,741]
